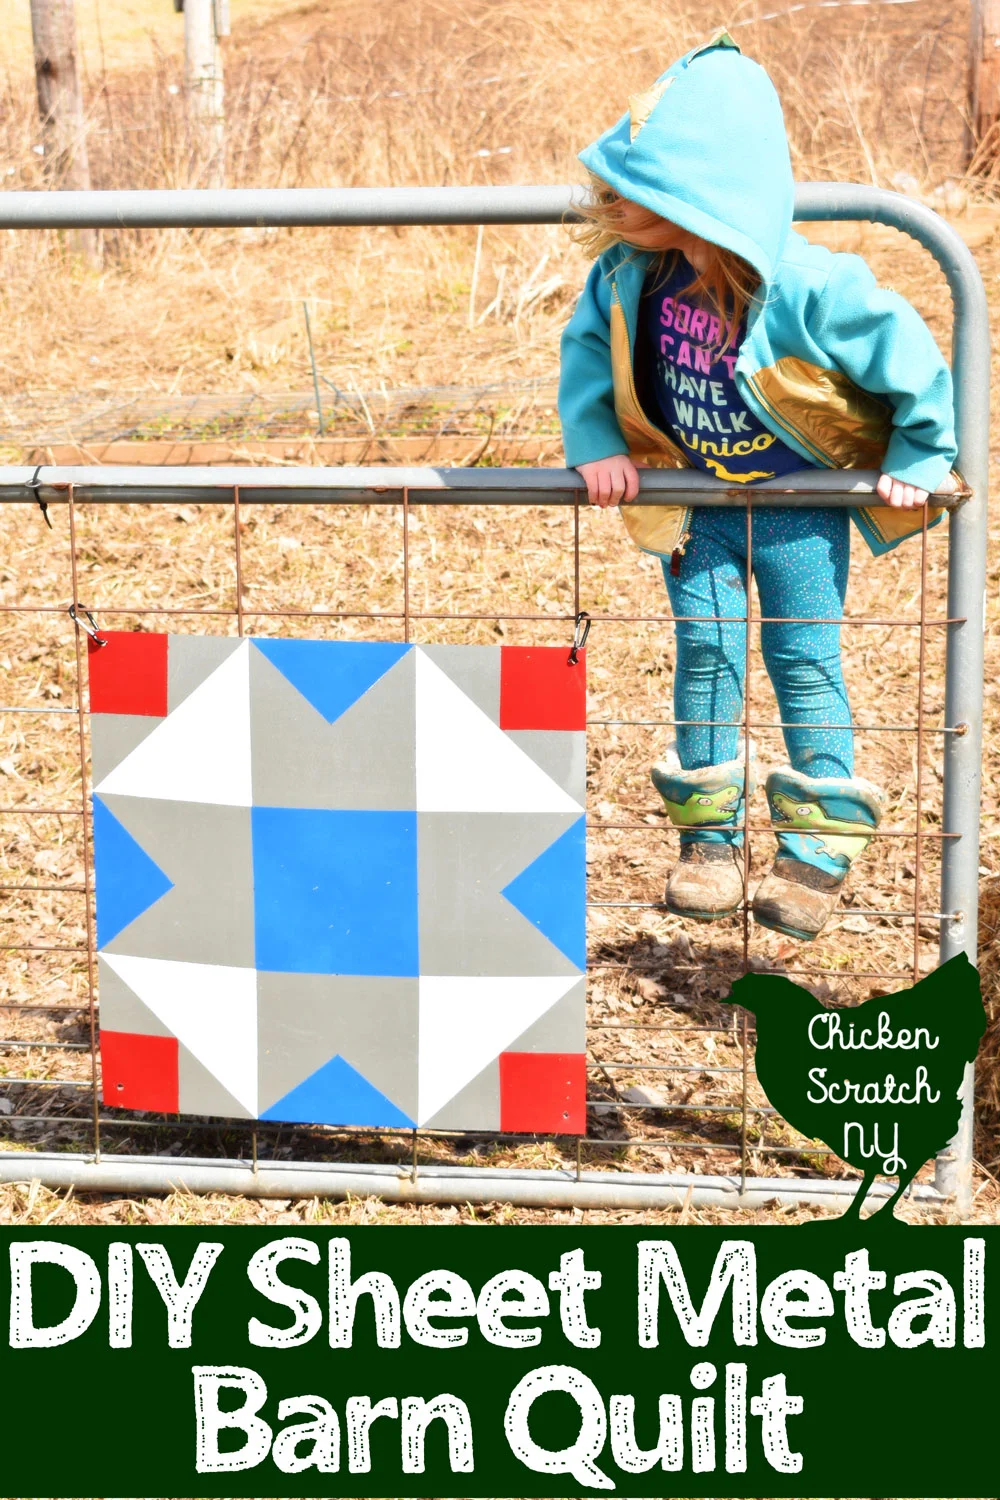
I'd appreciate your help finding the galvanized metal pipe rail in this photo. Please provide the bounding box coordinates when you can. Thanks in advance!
[0,1151,949,1214]
[0,181,989,1217]
[0,184,582,229]
[0,465,957,506]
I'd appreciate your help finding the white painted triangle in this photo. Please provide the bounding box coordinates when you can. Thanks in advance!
[94,641,252,806]
[416,974,578,1124]
[414,649,581,812]
[102,952,258,1114]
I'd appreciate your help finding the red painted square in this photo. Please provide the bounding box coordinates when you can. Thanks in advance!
[100,1030,178,1112]
[499,646,587,732]
[88,631,168,717]
[499,1051,586,1134]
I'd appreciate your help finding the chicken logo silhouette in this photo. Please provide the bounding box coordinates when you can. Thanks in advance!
[730,952,985,1225]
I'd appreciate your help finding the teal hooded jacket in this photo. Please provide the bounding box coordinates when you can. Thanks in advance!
[558,33,958,558]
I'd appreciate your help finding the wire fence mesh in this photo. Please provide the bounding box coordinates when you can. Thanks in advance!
[0,379,559,450]
[0,470,969,1206]
[0,177,987,1211]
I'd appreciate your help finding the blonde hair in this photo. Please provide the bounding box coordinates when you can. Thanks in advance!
[571,173,760,355]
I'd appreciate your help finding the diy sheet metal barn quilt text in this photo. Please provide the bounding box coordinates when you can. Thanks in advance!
[89,633,587,1133]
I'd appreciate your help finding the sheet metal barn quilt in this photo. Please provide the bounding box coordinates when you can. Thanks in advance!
[88,633,588,1133]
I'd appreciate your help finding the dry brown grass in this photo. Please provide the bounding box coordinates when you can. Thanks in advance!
[0,0,997,1224]
[0,0,972,402]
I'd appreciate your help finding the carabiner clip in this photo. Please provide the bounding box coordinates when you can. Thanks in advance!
[68,603,107,649]
[568,610,591,666]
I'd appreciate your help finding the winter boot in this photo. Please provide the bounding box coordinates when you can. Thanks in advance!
[651,742,754,921]
[752,765,884,941]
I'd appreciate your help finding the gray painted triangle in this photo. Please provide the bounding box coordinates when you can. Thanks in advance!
[418,645,500,723]
[100,796,255,966]
[168,635,243,713]
[91,714,165,784]
[506,730,587,806]
[257,973,419,1119]
[418,811,583,976]
[422,1057,500,1131]
[505,982,586,1053]
[98,954,171,1036]
[178,1043,254,1119]
[250,645,416,809]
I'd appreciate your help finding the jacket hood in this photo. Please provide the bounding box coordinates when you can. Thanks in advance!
[578,32,794,288]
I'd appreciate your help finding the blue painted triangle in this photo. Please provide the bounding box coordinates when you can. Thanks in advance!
[261,1052,415,1127]
[251,639,411,724]
[92,796,174,948]
[500,816,587,969]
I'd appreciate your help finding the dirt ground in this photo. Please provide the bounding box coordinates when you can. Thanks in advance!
[0,0,997,1228]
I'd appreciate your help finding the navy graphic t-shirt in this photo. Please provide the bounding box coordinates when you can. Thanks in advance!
[634,256,816,484]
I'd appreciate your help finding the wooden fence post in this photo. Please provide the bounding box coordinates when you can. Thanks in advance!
[183,0,226,188]
[29,0,99,260]
[968,0,1000,169]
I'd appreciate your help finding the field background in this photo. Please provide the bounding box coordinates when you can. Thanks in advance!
[0,0,998,1228]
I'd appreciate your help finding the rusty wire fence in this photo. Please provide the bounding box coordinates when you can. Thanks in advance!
[0,182,989,1215]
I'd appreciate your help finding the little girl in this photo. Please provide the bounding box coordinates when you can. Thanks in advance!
[559,31,957,942]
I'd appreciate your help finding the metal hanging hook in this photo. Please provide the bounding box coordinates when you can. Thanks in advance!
[568,609,591,666]
[25,465,52,530]
[68,604,107,648]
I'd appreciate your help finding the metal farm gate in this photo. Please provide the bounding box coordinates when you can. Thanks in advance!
[0,183,988,1216]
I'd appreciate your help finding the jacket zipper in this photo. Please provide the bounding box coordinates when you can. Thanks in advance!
[742,371,903,545]
[741,371,835,468]
[611,279,694,556]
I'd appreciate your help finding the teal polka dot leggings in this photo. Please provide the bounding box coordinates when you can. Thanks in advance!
[663,505,854,778]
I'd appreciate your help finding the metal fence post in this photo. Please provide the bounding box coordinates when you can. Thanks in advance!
[796,186,991,1217]
[931,221,989,1215]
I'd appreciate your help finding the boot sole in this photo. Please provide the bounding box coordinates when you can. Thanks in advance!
[664,899,743,922]
[752,906,820,942]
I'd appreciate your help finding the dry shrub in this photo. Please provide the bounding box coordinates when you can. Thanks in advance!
[0,0,969,194]
[0,0,970,399]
